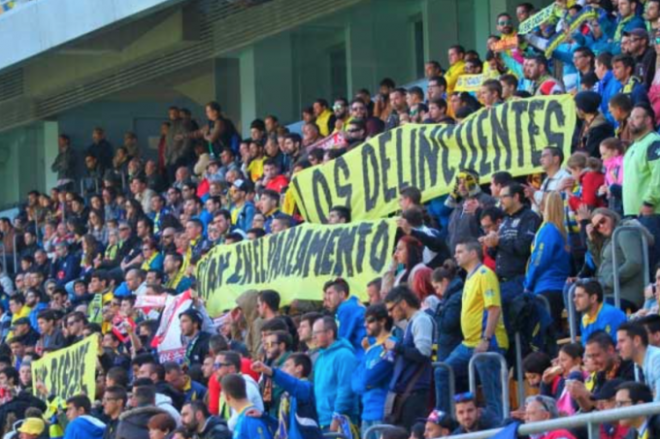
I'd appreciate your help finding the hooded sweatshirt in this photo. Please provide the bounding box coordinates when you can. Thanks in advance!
[235,290,264,359]
[116,406,167,439]
[336,296,366,357]
[313,338,358,427]
[351,334,395,421]
[64,415,106,439]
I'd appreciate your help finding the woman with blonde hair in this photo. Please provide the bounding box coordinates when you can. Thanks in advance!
[524,191,571,327]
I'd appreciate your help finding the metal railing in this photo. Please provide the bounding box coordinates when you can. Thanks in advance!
[567,283,578,343]
[468,352,509,419]
[433,361,455,415]
[363,425,402,439]
[612,226,650,310]
[0,242,5,275]
[12,232,18,274]
[513,296,553,408]
[443,402,660,439]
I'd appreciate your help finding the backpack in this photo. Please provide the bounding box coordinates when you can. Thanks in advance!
[504,293,557,362]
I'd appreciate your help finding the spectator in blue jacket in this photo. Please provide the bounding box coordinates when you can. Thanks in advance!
[50,242,81,288]
[312,316,358,431]
[351,304,396,439]
[595,52,621,124]
[613,54,650,106]
[251,353,323,439]
[323,278,366,357]
[574,279,627,346]
[229,179,255,233]
[64,394,106,439]
[524,191,572,329]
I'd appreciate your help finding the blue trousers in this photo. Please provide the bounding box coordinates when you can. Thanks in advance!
[434,343,504,422]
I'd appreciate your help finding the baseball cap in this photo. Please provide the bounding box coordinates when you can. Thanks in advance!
[11,317,30,329]
[592,378,625,401]
[425,409,458,430]
[232,179,252,193]
[623,28,649,39]
[18,418,45,436]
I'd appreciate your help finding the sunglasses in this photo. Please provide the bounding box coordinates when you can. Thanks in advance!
[366,317,377,324]
[498,20,511,26]
[656,36,660,46]
[592,217,607,230]
[214,362,232,369]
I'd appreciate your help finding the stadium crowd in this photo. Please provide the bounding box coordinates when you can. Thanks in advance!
[5,0,660,438]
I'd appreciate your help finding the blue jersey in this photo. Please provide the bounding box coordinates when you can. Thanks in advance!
[233,406,275,439]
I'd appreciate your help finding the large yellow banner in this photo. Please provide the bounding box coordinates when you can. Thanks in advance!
[32,334,99,401]
[290,95,576,223]
[197,219,397,315]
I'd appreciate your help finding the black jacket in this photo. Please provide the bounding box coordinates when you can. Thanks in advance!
[186,330,211,366]
[116,406,167,439]
[196,416,231,439]
[488,206,541,280]
[434,277,464,360]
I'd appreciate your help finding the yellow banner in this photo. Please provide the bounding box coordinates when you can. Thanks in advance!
[455,71,501,93]
[545,7,597,58]
[518,3,557,35]
[290,95,576,224]
[197,219,397,315]
[32,334,99,401]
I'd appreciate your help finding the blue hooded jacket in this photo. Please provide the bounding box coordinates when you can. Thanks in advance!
[351,336,395,421]
[271,368,323,439]
[597,70,621,124]
[313,338,358,427]
[337,296,366,357]
[64,415,105,439]
[524,222,572,294]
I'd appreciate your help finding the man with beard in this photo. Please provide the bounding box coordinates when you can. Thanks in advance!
[623,104,660,216]
[260,330,292,416]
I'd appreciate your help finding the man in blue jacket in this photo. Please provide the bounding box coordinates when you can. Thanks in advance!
[64,395,106,439]
[50,242,81,288]
[351,303,395,439]
[312,316,358,432]
[252,353,323,439]
[323,278,366,357]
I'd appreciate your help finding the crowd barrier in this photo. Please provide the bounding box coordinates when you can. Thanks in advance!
[468,351,509,419]
[0,242,5,275]
[433,361,456,415]
[443,401,660,439]
[363,402,660,439]
[12,232,17,274]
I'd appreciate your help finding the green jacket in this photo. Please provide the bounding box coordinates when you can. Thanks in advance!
[623,131,660,216]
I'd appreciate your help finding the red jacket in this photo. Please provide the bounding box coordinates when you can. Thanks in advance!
[207,356,259,414]
[265,174,290,193]
[568,171,605,211]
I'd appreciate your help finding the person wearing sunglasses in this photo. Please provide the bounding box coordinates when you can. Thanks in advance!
[585,207,650,311]
[496,12,515,37]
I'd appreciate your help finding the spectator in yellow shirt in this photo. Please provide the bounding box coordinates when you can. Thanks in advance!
[445,45,466,95]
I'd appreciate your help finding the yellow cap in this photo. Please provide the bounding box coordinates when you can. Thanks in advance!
[17,418,45,436]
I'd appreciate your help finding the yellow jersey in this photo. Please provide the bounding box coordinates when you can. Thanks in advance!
[461,264,509,349]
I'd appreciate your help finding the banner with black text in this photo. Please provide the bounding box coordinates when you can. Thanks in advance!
[290,95,576,223]
[197,219,397,315]
[32,334,99,401]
